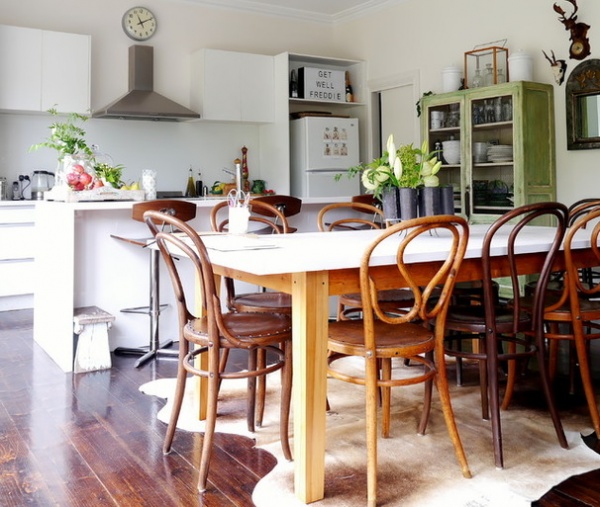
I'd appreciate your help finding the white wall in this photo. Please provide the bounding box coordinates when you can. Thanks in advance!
[1,0,598,204]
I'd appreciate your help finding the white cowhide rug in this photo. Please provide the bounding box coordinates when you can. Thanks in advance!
[140,357,600,506]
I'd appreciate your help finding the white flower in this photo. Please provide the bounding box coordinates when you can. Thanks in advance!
[386,134,396,167]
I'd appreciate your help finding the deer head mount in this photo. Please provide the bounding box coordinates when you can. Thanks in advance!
[543,50,568,85]
[553,0,591,60]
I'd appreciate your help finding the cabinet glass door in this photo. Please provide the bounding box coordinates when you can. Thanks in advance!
[469,94,514,218]
[425,100,462,213]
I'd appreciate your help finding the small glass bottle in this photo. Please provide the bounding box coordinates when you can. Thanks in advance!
[497,68,506,84]
[289,69,299,98]
[472,69,483,88]
[484,63,494,86]
[185,166,196,197]
[345,71,354,103]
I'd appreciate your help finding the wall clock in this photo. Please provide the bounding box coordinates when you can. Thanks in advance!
[122,6,157,41]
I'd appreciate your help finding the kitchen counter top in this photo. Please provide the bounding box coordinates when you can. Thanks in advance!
[32,195,352,211]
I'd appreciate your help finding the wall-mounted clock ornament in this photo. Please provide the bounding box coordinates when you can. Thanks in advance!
[553,0,591,60]
[122,6,157,41]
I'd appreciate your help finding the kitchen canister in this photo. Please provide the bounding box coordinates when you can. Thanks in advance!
[0,177,7,200]
[508,50,533,82]
[141,169,157,200]
[442,66,463,93]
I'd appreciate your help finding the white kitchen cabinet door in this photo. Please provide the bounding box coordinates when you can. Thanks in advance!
[0,25,90,114]
[240,52,274,123]
[41,30,91,113]
[191,49,274,123]
[0,25,43,111]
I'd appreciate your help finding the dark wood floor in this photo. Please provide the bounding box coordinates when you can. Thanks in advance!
[1,308,600,506]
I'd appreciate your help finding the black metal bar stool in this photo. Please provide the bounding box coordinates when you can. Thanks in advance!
[111,200,197,367]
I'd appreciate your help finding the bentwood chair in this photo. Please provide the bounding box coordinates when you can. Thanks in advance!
[144,210,293,492]
[327,215,472,507]
[111,200,197,367]
[252,194,302,233]
[318,201,414,321]
[528,204,600,443]
[442,202,569,469]
[210,199,293,429]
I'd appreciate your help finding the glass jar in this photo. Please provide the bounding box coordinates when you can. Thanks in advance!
[472,69,483,88]
[484,63,494,86]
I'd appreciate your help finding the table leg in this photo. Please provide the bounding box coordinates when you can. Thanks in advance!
[291,271,329,503]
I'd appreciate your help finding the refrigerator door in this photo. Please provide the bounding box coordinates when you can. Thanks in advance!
[302,170,359,198]
[290,117,360,197]
[301,117,359,170]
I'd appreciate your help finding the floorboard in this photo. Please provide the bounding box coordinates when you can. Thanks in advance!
[1,308,599,506]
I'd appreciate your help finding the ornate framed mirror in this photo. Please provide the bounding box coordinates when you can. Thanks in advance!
[566,59,600,150]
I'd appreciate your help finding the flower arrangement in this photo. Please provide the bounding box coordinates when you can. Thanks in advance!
[337,134,442,199]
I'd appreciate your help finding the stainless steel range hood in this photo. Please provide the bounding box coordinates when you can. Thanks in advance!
[93,45,200,121]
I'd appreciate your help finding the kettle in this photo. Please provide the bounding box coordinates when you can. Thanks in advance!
[31,170,54,200]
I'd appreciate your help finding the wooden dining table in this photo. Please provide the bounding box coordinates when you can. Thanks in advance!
[192,223,596,504]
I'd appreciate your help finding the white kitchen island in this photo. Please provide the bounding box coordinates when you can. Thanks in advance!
[33,196,347,372]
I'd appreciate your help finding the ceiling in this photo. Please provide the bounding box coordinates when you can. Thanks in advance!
[183,0,403,23]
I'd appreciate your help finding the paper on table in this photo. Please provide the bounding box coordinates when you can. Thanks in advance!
[202,234,280,252]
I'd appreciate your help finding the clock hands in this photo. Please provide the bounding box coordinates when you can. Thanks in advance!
[137,16,154,27]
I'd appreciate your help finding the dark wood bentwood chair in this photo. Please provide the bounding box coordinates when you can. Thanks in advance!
[210,199,293,430]
[531,203,600,446]
[443,202,569,469]
[144,210,293,492]
[111,200,197,367]
[327,215,472,507]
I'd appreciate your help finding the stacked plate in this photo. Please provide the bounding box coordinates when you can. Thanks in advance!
[487,144,513,162]
[442,140,460,165]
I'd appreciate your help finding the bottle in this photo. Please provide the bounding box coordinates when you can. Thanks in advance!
[195,171,203,197]
[345,71,354,102]
[497,68,506,84]
[290,69,299,98]
[471,69,483,88]
[484,63,494,87]
[185,166,196,197]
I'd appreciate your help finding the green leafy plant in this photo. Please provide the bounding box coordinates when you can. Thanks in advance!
[29,108,93,160]
[336,134,442,199]
[94,163,125,188]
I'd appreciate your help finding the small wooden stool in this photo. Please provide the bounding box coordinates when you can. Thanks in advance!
[73,306,115,373]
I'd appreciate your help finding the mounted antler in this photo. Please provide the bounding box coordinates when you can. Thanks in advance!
[542,50,568,85]
[553,0,591,60]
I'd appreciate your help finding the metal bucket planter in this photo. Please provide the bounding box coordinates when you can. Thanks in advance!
[418,186,455,217]
[381,187,418,223]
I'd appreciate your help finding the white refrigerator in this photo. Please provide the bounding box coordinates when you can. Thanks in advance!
[290,117,360,198]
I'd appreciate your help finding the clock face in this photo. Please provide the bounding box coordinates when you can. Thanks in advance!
[122,6,157,41]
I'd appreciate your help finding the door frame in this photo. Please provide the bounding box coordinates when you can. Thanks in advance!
[367,70,421,160]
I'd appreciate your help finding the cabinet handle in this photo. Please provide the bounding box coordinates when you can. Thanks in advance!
[465,188,470,217]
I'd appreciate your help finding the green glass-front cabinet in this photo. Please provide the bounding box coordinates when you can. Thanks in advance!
[420,81,556,223]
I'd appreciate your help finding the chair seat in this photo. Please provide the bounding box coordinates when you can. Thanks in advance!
[328,319,434,357]
[446,305,531,334]
[185,312,292,347]
[231,292,292,314]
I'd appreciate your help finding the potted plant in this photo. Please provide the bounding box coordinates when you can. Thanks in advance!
[338,134,443,221]
[29,108,96,191]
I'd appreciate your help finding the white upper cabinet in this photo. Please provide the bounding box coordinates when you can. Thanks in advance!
[41,30,91,113]
[191,49,274,123]
[0,25,90,114]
